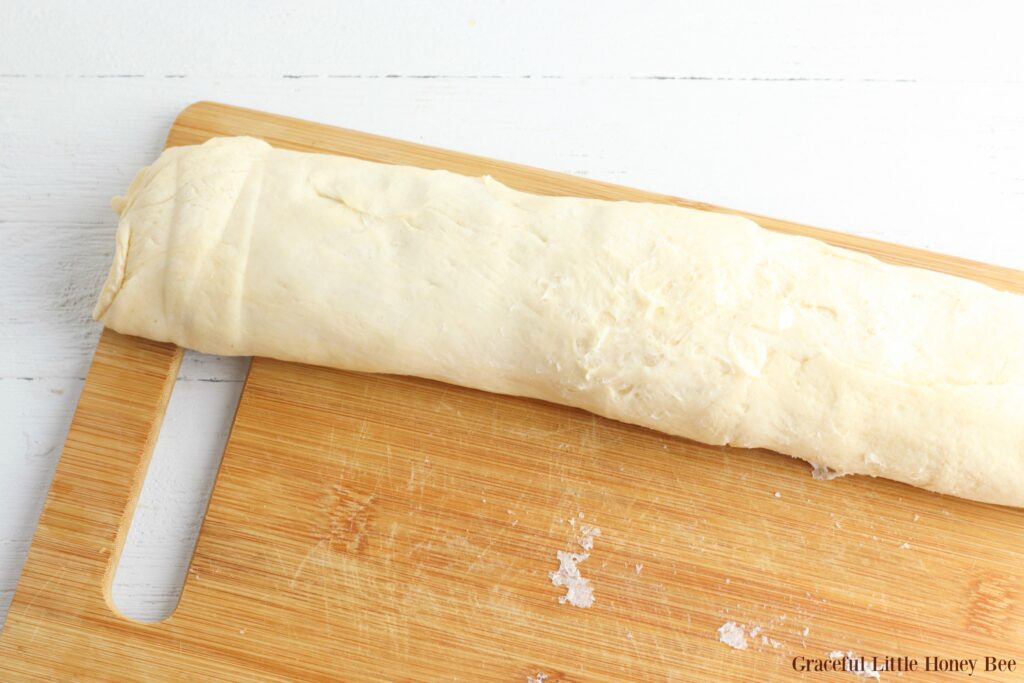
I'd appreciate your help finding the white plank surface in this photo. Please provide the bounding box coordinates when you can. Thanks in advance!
[2,1,1023,627]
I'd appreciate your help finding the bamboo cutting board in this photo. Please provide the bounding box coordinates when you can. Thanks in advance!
[2,102,1023,682]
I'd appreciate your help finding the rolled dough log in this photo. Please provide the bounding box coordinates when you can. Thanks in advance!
[95,137,1024,507]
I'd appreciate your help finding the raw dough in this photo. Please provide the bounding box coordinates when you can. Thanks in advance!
[95,137,1024,507]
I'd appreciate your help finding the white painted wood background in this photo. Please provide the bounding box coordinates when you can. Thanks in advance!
[2,1,1024,627]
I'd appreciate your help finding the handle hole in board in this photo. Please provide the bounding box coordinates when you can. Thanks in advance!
[111,350,250,622]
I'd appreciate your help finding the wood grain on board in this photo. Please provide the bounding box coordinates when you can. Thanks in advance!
[1,101,1021,682]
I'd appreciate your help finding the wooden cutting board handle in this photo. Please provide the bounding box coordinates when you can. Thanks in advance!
[6,330,182,624]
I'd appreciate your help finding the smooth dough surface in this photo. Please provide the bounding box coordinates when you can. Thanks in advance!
[95,137,1024,507]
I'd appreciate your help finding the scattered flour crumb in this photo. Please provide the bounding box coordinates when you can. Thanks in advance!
[898,542,911,549]
[549,521,602,608]
[913,514,920,522]
[717,621,748,650]
[634,563,643,575]
[550,551,594,608]
[774,491,781,498]
[578,512,585,519]
[811,463,847,481]
[802,626,810,637]
[769,638,782,648]
[859,664,884,680]
[527,673,548,683]
[577,524,602,551]
[749,626,763,637]
[829,650,884,680]
[725,578,731,584]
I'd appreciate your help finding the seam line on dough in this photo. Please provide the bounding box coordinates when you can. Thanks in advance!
[92,216,131,320]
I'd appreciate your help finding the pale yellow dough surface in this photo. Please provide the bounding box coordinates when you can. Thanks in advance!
[95,137,1024,506]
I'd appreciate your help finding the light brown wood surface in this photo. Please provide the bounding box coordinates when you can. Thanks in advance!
[2,102,1022,682]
